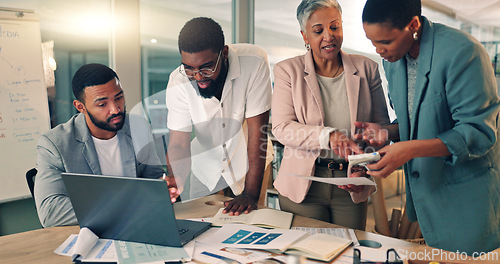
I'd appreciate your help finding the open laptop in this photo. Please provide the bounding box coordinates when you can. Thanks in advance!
[61,172,211,247]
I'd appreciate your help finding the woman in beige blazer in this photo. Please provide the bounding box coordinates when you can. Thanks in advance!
[271,0,390,229]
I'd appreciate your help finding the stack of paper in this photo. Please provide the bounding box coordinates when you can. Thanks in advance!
[285,233,352,262]
[54,227,190,263]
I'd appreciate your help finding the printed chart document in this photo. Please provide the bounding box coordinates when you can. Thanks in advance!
[114,240,189,264]
[211,208,293,229]
[54,227,190,263]
[190,242,320,264]
[197,224,306,252]
[197,224,352,262]
[54,228,116,263]
[191,241,277,263]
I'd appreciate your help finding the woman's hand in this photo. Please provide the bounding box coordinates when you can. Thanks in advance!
[366,141,413,178]
[366,138,450,178]
[338,167,367,193]
[353,121,389,148]
[329,131,363,159]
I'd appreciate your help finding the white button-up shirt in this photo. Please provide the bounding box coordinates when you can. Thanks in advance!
[166,43,272,194]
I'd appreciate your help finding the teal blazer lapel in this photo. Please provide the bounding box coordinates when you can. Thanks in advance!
[386,59,411,141]
[409,17,434,140]
[303,50,325,125]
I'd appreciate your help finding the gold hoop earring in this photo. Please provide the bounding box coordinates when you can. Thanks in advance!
[413,32,418,40]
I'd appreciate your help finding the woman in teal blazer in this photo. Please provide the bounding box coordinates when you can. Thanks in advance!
[358,0,500,255]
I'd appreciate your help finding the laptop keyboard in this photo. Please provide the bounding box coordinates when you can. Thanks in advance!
[178,228,189,235]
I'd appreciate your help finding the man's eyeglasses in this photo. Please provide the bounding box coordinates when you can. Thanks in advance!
[179,50,222,78]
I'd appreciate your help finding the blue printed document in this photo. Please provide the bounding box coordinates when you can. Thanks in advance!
[197,224,354,262]
[54,227,190,263]
[197,224,306,252]
[54,228,116,262]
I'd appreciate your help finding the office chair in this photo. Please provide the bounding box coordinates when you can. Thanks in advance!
[26,168,37,198]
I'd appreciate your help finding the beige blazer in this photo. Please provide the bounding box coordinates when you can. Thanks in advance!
[271,50,390,203]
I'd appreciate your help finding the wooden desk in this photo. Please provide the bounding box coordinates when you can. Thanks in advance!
[0,194,498,264]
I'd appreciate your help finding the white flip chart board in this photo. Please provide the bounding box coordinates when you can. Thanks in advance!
[0,10,51,202]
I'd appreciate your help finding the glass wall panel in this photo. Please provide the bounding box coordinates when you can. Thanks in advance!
[138,0,232,162]
[255,0,500,121]
[254,0,302,70]
[254,0,391,122]
[255,0,381,72]
[255,0,500,68]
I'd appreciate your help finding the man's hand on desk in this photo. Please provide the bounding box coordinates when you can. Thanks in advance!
[162,174,180,203]
[222,192,259,216]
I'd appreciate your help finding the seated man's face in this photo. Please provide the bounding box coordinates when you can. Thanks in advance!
[80,78,126,137]
[181,49,227,98]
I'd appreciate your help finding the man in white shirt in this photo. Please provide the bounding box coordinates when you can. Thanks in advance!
[35,63,177,227]
[166,17,272,215]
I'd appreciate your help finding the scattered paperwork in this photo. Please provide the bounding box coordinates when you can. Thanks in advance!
[54,227,189,263]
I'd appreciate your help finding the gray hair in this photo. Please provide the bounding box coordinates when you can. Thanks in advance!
[297,0,342,32]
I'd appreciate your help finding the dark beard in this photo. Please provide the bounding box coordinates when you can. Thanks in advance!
[88,107,126,132]
[196,60,228,99]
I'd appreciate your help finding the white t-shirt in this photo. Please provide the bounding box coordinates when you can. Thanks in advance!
[166,43,272,194]
[317,72,350,160]
[92,134,124,176]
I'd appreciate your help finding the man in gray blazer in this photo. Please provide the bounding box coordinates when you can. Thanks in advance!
[34,63,173,227]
